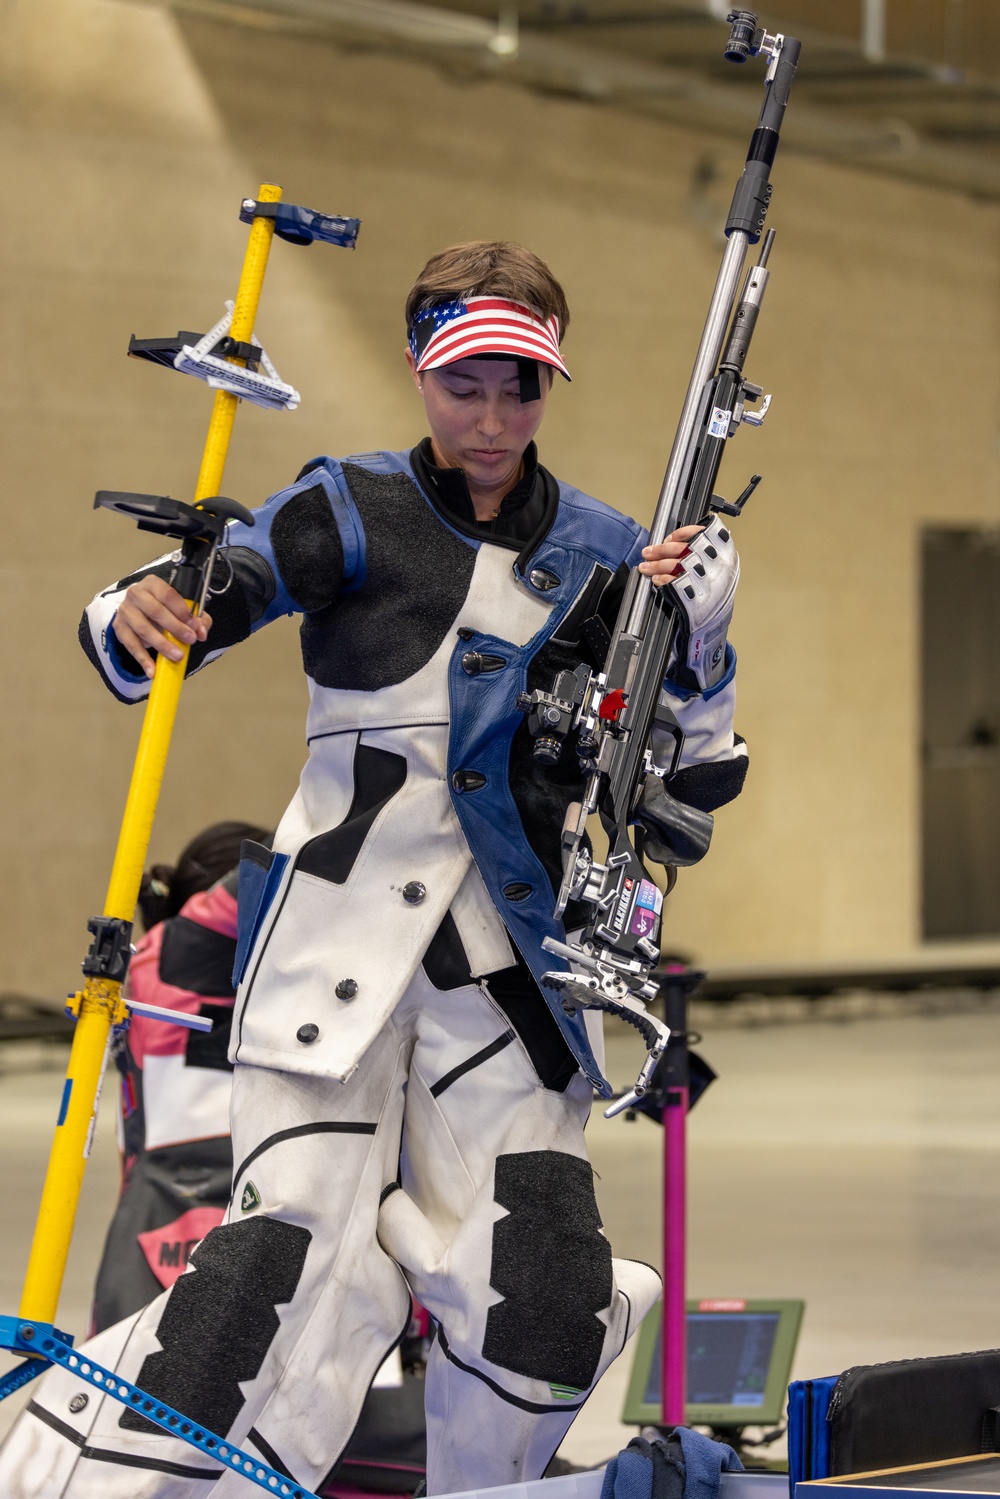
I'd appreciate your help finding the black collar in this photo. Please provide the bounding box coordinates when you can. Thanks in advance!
[409,437,559,560]
[410,437,533,519]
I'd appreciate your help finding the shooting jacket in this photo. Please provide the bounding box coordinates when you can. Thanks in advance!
[81,449,746,1097]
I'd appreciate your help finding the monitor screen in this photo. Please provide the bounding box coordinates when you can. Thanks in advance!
[621,1299,804,1428]
[642,1314,781,1409]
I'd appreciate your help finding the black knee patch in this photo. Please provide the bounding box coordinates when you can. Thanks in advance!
[119,1216,311,1437]
[482,1152,612,1392]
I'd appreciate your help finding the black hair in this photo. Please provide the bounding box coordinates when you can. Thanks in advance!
[137,820,270,931]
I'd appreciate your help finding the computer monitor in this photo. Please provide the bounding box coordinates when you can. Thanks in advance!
[622,1299,804,1429]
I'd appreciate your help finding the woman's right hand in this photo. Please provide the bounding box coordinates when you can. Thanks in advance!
[113,575,212,680]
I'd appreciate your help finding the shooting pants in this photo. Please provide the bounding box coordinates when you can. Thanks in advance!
[0,967,660,1498]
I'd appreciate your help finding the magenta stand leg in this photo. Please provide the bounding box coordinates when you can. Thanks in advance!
[662,1082,688,1427]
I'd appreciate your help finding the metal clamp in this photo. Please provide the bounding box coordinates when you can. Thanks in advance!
[81,916,133,984]
[238,197,360,249]
[174,302,300,412]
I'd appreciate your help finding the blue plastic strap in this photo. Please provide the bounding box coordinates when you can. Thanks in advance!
[0,1355,49,1401]
[0,1320,321,1499]
[127,1000,213,1033]
[238,199,360,249]
[0,1315,74,1403]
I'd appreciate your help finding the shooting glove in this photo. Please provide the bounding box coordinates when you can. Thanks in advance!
[664,514,739,693]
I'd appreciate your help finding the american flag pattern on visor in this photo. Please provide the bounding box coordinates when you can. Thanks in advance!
[410,296,571,381]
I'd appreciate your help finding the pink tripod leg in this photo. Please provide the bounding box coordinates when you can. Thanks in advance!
[661,1081,688,1427]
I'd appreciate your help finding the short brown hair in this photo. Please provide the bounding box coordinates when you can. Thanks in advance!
[405,241,570,342]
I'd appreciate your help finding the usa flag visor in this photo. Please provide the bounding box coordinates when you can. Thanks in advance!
[410,296,571,382]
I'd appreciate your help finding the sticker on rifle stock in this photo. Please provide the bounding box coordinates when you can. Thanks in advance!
[629,880,662,938]
[708,406,732,440]
[630,903,658,939]
[635,879,663,915]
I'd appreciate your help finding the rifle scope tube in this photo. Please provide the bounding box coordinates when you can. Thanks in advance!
[725,37,801,242]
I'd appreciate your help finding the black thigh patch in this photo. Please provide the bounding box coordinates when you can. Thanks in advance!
[483,1152,612,1392]
[297,743,407,884]
[270,484,345,612]
[300,465,476,691]
[119,1216,311,1437]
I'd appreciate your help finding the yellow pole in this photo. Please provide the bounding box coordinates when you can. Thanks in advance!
[18,184,282,1328]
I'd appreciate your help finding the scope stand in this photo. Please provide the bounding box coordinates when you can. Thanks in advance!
[658,965,702,1428]
[0,491,327,1499]
[642,969,785,1470]
[0,184,357,1499]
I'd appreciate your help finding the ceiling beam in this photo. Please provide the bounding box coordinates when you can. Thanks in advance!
[132,0,1000,200]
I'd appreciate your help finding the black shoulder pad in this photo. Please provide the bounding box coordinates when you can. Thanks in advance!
[270,484,345,612]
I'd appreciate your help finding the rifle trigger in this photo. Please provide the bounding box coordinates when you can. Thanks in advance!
[598,689,627,723]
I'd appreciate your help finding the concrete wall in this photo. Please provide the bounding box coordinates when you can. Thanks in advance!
[1,0,998,999]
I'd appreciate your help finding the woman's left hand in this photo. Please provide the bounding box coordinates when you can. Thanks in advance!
[637,525,704,586]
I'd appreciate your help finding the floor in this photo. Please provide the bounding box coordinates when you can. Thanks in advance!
[1,1002,999,1471]
[0,1044,122,1444]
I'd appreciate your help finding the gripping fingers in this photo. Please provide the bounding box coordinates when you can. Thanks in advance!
[638,524,704,587]
[114,578,211,678]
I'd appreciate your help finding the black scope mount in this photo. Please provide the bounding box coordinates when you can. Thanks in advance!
[81,914,133,985]
[94,491,253,541]
[94,490,255,614]
[722,10,801,243]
